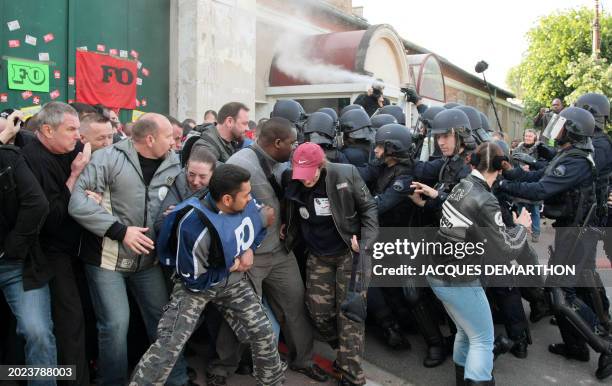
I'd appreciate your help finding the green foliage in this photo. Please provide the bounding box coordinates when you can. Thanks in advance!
[507,7,611,118]
[564,53,612,104]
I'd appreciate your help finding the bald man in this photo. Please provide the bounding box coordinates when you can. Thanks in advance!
[69,113,189,385]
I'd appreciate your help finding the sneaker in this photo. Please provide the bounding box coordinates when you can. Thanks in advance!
[290,363,329,382]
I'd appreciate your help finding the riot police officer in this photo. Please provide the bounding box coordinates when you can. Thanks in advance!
[414,105,445,162]
[498,106,612,380]
[453,105,492,144]
[373,105,406,125]
[339,108,376,167]
[370,114,397,130]
[304,112,349,163]
[271,99,307,141]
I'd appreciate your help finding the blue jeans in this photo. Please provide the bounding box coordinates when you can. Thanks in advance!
[516,203,540,236]
[85,264,188,386]
[428,277,494,382]
[0,262,57,386]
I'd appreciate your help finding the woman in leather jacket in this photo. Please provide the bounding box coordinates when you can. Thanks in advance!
[414,142,533,386]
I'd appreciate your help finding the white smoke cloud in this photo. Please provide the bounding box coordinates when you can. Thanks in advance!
[273,32,380,85]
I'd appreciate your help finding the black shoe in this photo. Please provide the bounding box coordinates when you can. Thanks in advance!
[529,301,551,323]
[205,372,226,386]
[492,335,514,360]
[383,324,410,350]
[596,353,612,380]
[290,363,329,382]
[455,364,466,386]
[510,332,529,359]
[423,344,447,368]
[548,343,590,362]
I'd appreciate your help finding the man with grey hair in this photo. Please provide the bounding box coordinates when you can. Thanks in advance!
[68,113,190,385]
[22,101,91,385]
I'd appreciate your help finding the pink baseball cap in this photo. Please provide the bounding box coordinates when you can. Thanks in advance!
[291,142,325,181]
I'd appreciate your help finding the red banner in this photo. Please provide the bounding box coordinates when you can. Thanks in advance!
[76,51,137,109]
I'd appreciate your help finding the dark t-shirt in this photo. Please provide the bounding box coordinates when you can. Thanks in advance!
[295,170,347,257]
[138,153,163,186]
[22,138,83,256]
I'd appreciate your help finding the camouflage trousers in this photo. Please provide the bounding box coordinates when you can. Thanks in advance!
[130,277,286,386]
[305,251,366,385]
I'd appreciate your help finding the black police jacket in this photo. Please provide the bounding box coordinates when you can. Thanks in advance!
[0,145,50,289]
[434,171,532,282]
[499,146,595,226]
[283,162,378,254]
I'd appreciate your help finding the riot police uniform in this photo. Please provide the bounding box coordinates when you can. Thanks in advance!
[304,112,349,164]
[339,108,376,167]
[498,106,612,380]
[271,99,307,141]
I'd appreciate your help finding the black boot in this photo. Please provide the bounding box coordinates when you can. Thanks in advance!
[548,343,590,362]
[492,335,513,360]
[596,352,612,380]
[411,303,447,367]
[465,377,495,385]
[510,331,529,359]
[381,321,411,350]
[455,364,466,386]
[521,287,551,323]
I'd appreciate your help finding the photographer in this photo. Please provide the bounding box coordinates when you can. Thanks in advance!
[533,98,563,135]
[354,81,390,116]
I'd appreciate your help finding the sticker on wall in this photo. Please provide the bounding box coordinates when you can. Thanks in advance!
[135,98,141,108]
[38,52,50,61]
[137,61,142,69]
[7,58,50,92]
[53,70,61,79]
[136,77,142,86]
[119,50,128,58]
[77,46,88,51]
[21,91,32,100]
[43,33,54,43]
[141,68,149,77]
[32,96,40,105]
[68,76,75,86]
[96,44,106,52]
[7,20,20,31]
[0,94,7,103]
[8,39,20,48]
[68,99,74,104]
[49,89,60,100]
[25,34,37,46]
[109,48,118,56]
[141,98,147,107]
[130,49,139,59]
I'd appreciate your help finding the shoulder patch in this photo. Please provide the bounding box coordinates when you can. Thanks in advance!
[494,211,504,227]
[552,165,566,177]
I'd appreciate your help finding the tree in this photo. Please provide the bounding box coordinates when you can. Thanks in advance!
[507,7,611,118]
[564,53,611,104]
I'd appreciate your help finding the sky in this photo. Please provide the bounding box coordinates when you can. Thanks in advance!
[352,0,602,91]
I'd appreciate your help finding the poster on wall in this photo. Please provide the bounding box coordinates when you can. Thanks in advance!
[76,50,137,109]
[6,57,50,92]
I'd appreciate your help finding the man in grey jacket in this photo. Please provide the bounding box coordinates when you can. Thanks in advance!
[68,113,189,386]
[206,117,328,385]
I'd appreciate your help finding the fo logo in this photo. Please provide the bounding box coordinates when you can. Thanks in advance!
[10,63,46,85]
[101,65,134,85]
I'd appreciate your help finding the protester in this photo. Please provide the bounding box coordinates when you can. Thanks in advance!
[79,113,114,152]
[204,109,218,124]
[21,101,91,385]
[68,113,189,385]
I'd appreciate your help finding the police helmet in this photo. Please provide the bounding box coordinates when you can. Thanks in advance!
[317,107,339,126]
[375,105,405,125]
[339,108,371,133]
[304,112,335,145]
[421,106,445,129]
[494,139,510,159]
[271,99,305,124]
[431,109,471,134]
[443,102,461,109]
[575,93,610,119]
[479,112,491,132]
[375,124,414,158]
[559,106,595,138]
[371,114,397,130]
[340,104,365,117]
[453,106,482,130]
